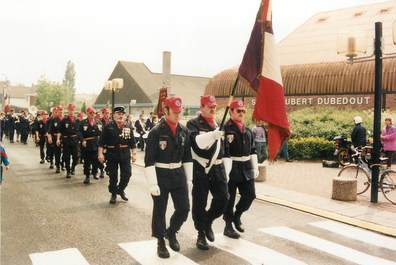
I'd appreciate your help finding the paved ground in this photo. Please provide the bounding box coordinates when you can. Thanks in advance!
[2,142,396,265]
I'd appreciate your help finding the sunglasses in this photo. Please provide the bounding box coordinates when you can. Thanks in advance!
[236,109,246,114]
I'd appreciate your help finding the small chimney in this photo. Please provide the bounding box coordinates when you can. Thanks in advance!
[162,51,172,95]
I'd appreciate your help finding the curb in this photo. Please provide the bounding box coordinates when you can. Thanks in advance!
[255,194,396,238]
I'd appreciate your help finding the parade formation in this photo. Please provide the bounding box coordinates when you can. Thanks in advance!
[0,94,260,259]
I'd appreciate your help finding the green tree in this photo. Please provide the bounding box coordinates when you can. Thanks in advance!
[81,101,87,113]
[63,60,76,103]
[36,78,67,112]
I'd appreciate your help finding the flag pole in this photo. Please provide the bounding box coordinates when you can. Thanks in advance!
[219,76,239,130]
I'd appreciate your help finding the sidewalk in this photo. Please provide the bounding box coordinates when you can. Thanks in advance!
[134,151,396,236]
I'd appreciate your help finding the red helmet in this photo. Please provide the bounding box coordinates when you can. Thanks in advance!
[67,103,76,110]
[101,107,110,114]
[86,107,95,114]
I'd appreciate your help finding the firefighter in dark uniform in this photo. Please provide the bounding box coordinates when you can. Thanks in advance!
[7,109,16,143]
[98,106,137,204]
[35,111,49,164]
[19,111,30,144]
[80,107,101,184]
[222,100,259,238]
[57,104,80,178]
[144,97,192,259]
[47,107,63,172]
[97,107,111,178]
[186,95,228,250]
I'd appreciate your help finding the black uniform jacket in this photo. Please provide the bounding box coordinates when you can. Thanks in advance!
[79,119,101,152]
[59,116,80,144]
[187,115,226,178]
[224,119,256,182]
[36,120,48,137]
[99,121,136,161]
[145,119,192,189]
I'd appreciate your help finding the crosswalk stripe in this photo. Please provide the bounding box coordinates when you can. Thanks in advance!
[310,220,396,251]
[119,240,198,265]
[260,227,396,265]
[212,234,307,265]
[29,248,90,265]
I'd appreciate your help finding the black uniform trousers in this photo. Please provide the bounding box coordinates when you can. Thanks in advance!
[38,137,48,160]
[20,129,29,144]
[9,128,14,142]
[152,183,189,238]
[62,138,78,172]
[48,142,62,168]
[106,150,131,194]
[192,163,229,232]
[224,178,256,222]
[83,150,99,177]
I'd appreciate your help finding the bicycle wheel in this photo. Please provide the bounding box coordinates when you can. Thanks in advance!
[380,170,396,205]
[337,165,370,194]
[338,149,351,166]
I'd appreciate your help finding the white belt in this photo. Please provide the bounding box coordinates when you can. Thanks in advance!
[155,162,182,169]
[231,156,250,162]
[192,150,223,168]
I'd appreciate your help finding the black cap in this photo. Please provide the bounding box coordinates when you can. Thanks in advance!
[113,106,125,113]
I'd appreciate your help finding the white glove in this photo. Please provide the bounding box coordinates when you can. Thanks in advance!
[250,154,259,178]
[82,141,87,147]
[149,185,161,196]
[183,162,193,190]
[195,129,224,150]
[144,166,160,196]
[222,157,232,182]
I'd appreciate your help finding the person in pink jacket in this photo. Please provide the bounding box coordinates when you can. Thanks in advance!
[381,117,396,168]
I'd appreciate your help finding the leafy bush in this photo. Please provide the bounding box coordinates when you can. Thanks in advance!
[288,137,334,160]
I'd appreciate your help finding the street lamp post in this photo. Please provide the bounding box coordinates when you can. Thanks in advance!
[338,21,396,203]
[129,99,136,115]
[104,78,124,113]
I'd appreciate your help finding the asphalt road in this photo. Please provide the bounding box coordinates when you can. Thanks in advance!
[2,142,396,265]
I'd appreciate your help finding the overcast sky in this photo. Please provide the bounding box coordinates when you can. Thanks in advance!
[0,0,388,94]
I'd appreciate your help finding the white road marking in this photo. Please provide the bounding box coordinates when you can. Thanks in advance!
[260,227,396,265]
[30,248,90,265]
[119,240,198,265]
[310,220,396,251]
[212,234,307,265]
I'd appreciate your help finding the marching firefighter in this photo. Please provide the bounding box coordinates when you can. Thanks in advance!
[144,96,192,258]
[19,110,30,144]
[35,111,49,164]
[47,107,63,172]
[186,95,228,250]
[222,100,259,238]
[57,104,80,178]
[98,107,136,204]
[97,107,111,178]
[80,107,101,184]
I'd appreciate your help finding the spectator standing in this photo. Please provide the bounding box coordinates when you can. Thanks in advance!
[252,120,267,163]
[351,116,367,148]
[381,117,396,168]
[0,143,10,184]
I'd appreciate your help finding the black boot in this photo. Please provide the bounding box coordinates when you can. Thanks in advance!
[83,176,90,185]
[157,238,170,258]
[49,163,54,169]
[224,222,240,239]
[99,170,105,178]
[71,168,75,176]
[66,171,71,178]
[109,193,117,204]
[166,229,180,252]
[233,215,245,233]
[196,231,209,250]
[40,159,45,164]
[93,174,99,180]
[55,167,60,173]
[117,191,128,201]
[205,221,215,242]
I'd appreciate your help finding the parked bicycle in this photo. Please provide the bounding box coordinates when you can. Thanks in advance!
[337,147,396,205]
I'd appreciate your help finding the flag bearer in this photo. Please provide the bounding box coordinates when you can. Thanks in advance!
[222,100,259,239]
[144,97,192,259]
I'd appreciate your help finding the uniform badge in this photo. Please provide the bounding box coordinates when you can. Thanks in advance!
[39,124,43,128]
[83,125,88,131]
[227,134,234,143]
[65,123,69,128]
[181,135,185,146]
[54,122,58,127]
[121,127,131,139]
[159,140,167,150]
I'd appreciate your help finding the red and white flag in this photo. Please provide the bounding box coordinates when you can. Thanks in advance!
[238,0,290,160]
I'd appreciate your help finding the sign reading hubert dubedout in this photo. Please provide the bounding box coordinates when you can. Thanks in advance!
[285,96,371,106]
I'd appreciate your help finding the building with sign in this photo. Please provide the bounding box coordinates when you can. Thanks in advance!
[204,0,396,110]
